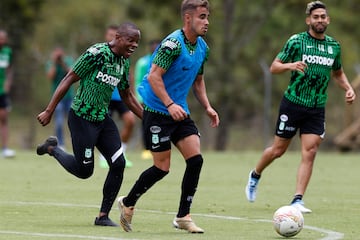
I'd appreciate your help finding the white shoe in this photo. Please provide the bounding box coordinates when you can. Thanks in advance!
[291,200,312,213]
[245,170,259,202]
[3,148,15,158]
[173,214,204,233]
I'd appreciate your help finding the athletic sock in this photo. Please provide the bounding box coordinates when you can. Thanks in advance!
[177,154,203,218]
[123,165,168,207]
[251,170,261,179]
[291,194,303,204]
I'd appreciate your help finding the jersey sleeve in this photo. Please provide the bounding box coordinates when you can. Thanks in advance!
[332,45,342,71]
[72,45,103,78]
[152,38,181,70]
[276,34,301,63]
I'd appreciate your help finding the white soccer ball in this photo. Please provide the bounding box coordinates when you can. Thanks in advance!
[273,205,304,238]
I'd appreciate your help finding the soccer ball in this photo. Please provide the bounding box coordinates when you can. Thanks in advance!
[273,205,304,238]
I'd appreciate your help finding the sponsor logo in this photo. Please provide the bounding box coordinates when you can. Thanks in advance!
[88,47,100,55]
[163,40,177,50]
[302,54,334,67]
[150,126,161,134]
[83,159,93,165]
[280,114,288,122]
[182,66,190,71]
[96,71,120,86]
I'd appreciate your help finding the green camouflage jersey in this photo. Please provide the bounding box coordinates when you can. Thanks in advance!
[277,31,342,108]
[71,43,130,122]
[0,46,12,95]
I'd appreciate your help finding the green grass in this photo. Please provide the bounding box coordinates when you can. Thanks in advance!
[0,150,359,239]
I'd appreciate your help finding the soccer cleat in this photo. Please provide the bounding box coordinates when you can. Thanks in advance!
[245,170,259,202]
[117,196,134,232]
[173,214,204,233]
[291,200,312,213]
[2,148,15,158]
[94,215,119,227]
[36,136,58,155]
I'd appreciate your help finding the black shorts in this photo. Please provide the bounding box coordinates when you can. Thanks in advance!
[275,97,325,139]
[68,109,122,163]
[142,109,200,152]
[109,100,130,116]
[0,94,10,109]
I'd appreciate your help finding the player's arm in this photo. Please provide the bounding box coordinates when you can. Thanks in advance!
[332,68,356,104]
[37,70,80,126]
[147,38,188,121]
[4,62,13,93]
[120,87,143,119]
[192,74,219,127]
[270,58,307,74]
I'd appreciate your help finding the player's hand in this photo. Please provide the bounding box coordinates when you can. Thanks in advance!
[37,110,52,126]
[345,88,356,104]
[205,106,220,128]
[291,61,307,74]
[167,103,188,121]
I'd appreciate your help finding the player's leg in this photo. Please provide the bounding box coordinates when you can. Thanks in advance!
[172,119,204,233]
[37,109,96,179]
[53,101,65,147]
[246,97,297,202]
[95,115,126,226]
[120,110,135,147]
[0,94,14,157]
[291,108,324,213]
[118,110,170,232]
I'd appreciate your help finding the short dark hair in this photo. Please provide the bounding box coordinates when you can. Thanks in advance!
[181,0,209,17]
[117,22,140,36]
[305,1,326,15]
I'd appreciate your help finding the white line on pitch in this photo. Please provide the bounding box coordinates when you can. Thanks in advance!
[0,201,344,240]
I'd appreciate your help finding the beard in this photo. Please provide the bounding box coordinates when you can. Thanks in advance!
[311,23,327,34]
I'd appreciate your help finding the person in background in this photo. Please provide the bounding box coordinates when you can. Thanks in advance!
[118,0,219,234]
[245,1,356,213]
[36,22,143,227]
[0,29,15,158]
[99,24,136,168]
[46,47,74,149]
[134,39,160,160]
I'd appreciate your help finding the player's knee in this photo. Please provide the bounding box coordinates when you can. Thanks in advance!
[186,154,203,169]
[109,154,126,172]
[77,167,94,179]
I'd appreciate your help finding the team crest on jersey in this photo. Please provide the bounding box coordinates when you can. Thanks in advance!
[328,46,333,54]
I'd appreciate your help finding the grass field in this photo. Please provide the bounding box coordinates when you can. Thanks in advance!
[0,149,359,240]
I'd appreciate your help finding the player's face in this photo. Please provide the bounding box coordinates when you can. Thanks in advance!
[117,29,140,58]
[307,8,329,34]
[190,6,209,37]
[0,31,8,47]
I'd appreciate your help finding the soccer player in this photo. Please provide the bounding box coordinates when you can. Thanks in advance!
[98,24,136,168]
[118,0,219,234]
[0,29,15,158]
[36,22,143,226]
[245,1,356,213]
